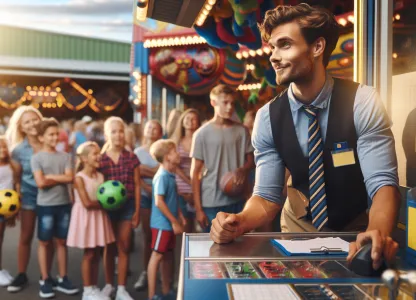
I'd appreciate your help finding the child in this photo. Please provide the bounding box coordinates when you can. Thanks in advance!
[148,139,186,300]
[191,84,254,232]
[99,117,141,300]
[67,141,115,300]
[31,118,79,298]
[6,106,45,293]
[0,136,19,287]
[171,109,201,233]
[133,119,163,291]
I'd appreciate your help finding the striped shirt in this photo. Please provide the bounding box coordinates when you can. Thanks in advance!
[175,143,192,194]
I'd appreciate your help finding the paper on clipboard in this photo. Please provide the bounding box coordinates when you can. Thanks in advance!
[227,284,301,300]
[272,237,350,255]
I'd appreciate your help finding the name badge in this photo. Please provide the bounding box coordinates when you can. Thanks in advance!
[331,142,356,168]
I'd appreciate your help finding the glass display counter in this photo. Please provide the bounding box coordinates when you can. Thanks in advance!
[177,232,414,300]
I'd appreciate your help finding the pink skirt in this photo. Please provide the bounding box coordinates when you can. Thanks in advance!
[67,202,115,249]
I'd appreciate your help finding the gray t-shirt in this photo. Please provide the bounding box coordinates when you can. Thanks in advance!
[134,146,159,198]
[31,151,72,206]
[190,121,254,207]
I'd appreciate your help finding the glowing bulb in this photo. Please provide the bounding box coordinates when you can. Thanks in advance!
[393,53,398,59]
[347,15,354,23]
[338,18,347,26]
[395,14,400,20]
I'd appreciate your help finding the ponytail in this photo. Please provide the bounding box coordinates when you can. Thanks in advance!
[101,141,110,154]
[75,156,84,173]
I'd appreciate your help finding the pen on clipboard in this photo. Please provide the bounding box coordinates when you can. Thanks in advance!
[310,246,344,254]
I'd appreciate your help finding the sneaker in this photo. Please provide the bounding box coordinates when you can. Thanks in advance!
[115,287,134,300]
[56,276,79,295]
[101,284,115,298]
[39,275,58,290]
[39,279,55,299]
[93,286,111,300]
[134,271,148,290]
[148,295,164,300]
[82,287,111,300]
[0,270,13,287]
[7,273,28,292]
[164,289,177,300]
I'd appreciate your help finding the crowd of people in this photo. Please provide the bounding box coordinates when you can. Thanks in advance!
[0,84,258,300]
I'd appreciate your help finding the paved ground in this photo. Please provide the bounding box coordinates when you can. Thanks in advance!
[0,223,182,300]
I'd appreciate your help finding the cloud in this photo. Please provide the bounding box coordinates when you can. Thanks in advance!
[0,0,133,16]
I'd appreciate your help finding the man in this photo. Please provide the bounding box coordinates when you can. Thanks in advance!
[210,3,400,271]
[191,84,254,232]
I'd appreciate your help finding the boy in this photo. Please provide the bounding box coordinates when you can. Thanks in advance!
[31,118,79,299]
[148,139,185,300]
[191,84,255,232]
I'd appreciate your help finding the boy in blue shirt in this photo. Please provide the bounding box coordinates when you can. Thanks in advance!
[148,139,185,300]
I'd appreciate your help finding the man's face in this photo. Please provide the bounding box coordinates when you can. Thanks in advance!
[268,22,315,86]
[212,93,235,120]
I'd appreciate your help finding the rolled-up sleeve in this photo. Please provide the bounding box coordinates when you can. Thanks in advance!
[354,85,399,200]
[252,103,286,205]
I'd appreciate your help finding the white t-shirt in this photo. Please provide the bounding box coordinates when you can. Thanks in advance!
[0,164,14,190]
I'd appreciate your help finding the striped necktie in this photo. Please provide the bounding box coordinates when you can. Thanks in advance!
[303,106,328,231]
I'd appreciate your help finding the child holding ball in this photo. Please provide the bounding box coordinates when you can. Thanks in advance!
[0,136,19,287]
[67,141,115,300]
[148,139,186,300]
[99,117,141,300]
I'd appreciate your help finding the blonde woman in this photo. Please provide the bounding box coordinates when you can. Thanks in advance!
[99,117,141,300]
[133,120,163,291]
[5,106,51,293]
[171,109,201,233]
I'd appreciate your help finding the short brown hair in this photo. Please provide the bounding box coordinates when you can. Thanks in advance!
[149,139,176,163]
[259,3,340,67]
[36,117,59,136]
[210,84,235,101]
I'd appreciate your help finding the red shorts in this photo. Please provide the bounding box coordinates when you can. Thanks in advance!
[151,228,175,253]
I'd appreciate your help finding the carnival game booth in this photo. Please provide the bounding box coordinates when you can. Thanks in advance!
[130,0,359,123]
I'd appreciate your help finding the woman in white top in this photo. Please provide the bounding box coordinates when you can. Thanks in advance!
[0,136,19,287]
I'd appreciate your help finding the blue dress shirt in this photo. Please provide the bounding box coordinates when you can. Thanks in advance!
[252,75,399,205]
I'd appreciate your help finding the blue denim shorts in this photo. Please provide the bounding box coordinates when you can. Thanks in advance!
[37,204,71,241]
[107,200,135,222]
[21,193,37,211]
[202,201,245,233]
[0,216,4,223]
[140,194,152,209]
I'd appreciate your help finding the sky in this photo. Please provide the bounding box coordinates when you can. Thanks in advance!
[0,0,134,42]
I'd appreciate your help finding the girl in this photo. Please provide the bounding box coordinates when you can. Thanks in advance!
[5,106,50,293]
[67,142,115,300]
[99,117,141,300]
[133,120,162,290]
[0,136,19,287]
[171,109,201,233]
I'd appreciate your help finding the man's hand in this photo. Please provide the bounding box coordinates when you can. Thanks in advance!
[131,212,140,229]
[196,209,209,230]
[233,168,247,186]
[210,212,243,244]
[172,221,184,235]
[347,230,398,270]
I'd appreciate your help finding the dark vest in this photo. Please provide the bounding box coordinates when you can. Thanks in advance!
[270,78,368,231]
